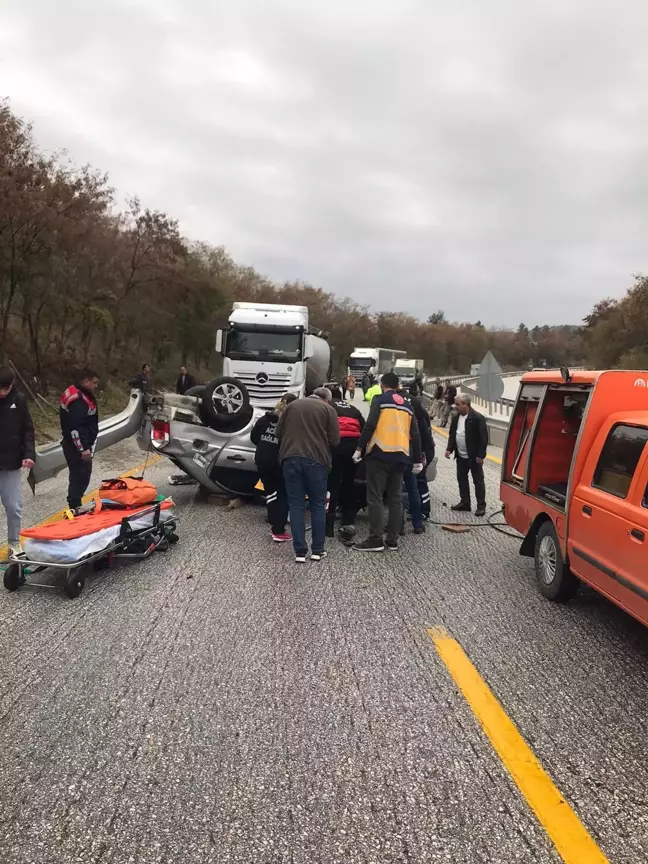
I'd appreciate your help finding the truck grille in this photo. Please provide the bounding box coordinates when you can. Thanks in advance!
[234,372,292,403]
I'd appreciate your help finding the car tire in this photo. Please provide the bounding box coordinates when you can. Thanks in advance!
[201,377,251,430]
[534,521,578,602]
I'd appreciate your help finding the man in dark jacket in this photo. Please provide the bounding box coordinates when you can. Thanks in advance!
[445,394,488,517]
[276,388,340,562]
[407,384,435,521]
[60,370,100,509]
[0,367,35,555]
[352,373,422,552]
[176,366,195,395]
[131,364,152,394]
[250,394,297,542]
[326,386,365,540]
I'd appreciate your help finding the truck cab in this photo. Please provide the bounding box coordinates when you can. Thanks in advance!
[217,303,330,408]
[501,369,648,626]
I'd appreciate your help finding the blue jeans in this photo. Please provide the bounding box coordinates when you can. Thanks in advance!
[404,465,423,530]
[282,457,329,556]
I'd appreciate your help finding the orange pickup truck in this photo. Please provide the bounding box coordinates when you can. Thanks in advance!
[501,368,648,626]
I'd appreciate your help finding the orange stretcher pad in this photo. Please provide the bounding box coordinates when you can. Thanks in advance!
[21,501,174,541]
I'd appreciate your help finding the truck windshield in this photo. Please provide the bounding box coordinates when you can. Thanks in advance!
[350,358,373,370]
[226,328,302,362]
[394,366,411,376]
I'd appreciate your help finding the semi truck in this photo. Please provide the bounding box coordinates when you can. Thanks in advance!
[348,347,406,384]
[393,358,425,387]
[216,302,331,407]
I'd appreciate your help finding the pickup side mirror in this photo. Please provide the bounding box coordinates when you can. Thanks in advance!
[304,334,315,359]
[215,330,223,354]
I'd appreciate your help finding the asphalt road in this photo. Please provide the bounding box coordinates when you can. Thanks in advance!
[1,409,647,862]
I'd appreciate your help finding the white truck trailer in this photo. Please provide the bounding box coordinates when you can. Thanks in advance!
[348,347,406,384]
[393,358,425,386]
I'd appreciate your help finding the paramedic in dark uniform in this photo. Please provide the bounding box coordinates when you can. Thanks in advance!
[326,386,365,540]
[60,370,100,509]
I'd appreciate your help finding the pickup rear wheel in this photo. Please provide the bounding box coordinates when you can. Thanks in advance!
[202,377,251,430]
[534,521,578,602]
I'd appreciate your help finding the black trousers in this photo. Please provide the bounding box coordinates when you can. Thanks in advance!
[327,452,357,529]
[258,463,288,534]
[456,456,486,507]
[62,439,93,509]
[366,460,405,542]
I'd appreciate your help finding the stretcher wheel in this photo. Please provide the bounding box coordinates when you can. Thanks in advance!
[167,533,179,545]
[64,566,86,599]
[3,563,24,592]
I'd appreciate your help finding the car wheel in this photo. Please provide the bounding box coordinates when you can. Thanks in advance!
[534,521,578,602]
[202,377,251,429]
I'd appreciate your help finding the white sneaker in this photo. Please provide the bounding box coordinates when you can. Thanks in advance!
[295,554,307,563]
[310,551,327,562]
[7,544,20,559]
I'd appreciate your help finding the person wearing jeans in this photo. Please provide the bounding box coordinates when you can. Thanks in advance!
[282,457,329,560]
[445,394,488,517]
[0,366,36,557]
[276,388,340,562]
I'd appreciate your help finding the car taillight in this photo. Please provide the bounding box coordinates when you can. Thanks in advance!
[151,418,170,447]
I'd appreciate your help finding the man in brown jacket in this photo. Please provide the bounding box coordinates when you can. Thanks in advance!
[276,388,340,562]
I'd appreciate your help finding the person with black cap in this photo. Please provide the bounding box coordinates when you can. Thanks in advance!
[0,366,35,557]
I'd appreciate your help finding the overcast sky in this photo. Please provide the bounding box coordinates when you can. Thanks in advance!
[1,0,647,326]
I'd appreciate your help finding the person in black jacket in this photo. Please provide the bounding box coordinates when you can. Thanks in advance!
[176,366,195,395]
[0,367,35,555]
[407,384,435,519]
[131,364,152,394]
[60,370,100,509]
[251,393,297,542]
[445,394,488,516]
[326,386,365,540]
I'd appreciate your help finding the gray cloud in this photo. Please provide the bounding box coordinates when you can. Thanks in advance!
[2,0,648,325]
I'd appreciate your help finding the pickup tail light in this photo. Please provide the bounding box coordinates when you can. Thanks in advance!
[151,418,170,447]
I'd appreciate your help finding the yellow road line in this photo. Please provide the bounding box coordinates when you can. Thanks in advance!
[1,455,161,558]
[431,424,502,465]
[427,626,609,864]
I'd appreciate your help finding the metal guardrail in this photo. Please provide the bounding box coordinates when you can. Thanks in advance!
[423,367,588,423]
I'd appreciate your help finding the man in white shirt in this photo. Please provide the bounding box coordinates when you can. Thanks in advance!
[445,394,488,516]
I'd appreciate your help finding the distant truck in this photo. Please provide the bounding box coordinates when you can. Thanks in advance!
[393,358,425,387]
[348,347,406,384]
[501,368,648,628]
[216,302,330,407]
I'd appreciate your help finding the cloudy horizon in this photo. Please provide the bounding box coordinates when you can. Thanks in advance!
[2,0,647,327]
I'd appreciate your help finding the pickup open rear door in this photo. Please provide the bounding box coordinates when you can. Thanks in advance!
[569,418,648,625]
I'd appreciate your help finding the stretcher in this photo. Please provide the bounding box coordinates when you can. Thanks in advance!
[2,497,178,599]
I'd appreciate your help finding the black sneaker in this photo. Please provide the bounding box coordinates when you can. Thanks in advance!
[451,502,471,512]
[413,525,426,535]
[474,505,486,518]
[385,539,398,551]
[310,551,328,561]
[353,537,385,552]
